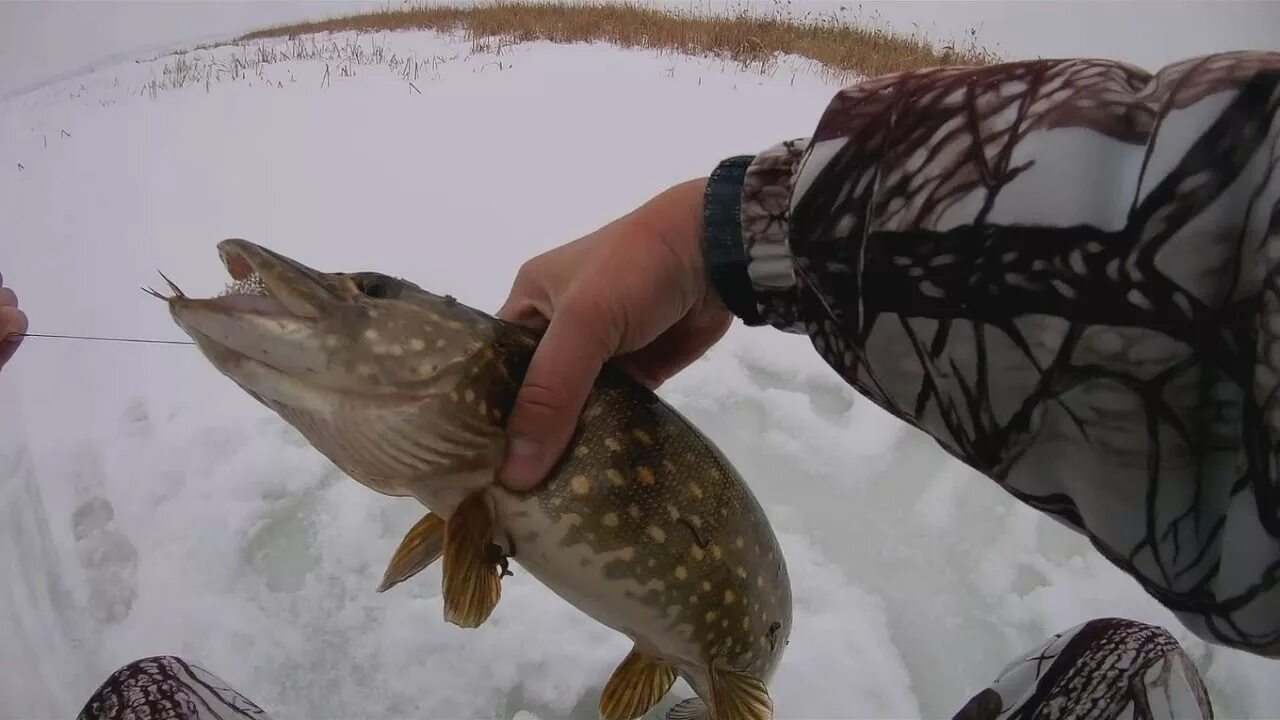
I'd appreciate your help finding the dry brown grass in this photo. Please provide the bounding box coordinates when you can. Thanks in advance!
[236,1,999,81]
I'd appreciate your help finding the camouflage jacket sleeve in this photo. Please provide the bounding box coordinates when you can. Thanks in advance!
[701,51,1280,656]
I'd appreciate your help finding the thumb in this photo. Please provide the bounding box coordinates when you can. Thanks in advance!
[498,300,617,491]
[0,305,28,371]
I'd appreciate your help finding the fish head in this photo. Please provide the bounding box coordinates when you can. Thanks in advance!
[167,238,491,402]
[164,238,508,500]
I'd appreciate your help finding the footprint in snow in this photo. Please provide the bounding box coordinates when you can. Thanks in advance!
[66,443,139,625]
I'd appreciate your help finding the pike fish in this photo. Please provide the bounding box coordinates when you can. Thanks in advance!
[161,239,792,720]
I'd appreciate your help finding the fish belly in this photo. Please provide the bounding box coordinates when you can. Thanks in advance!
[488,490,706,671]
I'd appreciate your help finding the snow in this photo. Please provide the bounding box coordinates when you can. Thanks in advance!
[1,21,1277,720]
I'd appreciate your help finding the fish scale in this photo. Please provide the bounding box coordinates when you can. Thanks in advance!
[165,239,793,720]
[486,376,792,695]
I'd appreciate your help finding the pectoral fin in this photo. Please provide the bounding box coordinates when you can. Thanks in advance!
[441,492,502,628]
[708,660,772,720]
[599,646,677,720]
[377,511,446,592]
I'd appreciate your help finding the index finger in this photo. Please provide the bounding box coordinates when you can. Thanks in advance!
[497,299,617,491]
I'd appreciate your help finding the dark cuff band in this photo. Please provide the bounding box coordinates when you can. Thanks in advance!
[703,155,765,327]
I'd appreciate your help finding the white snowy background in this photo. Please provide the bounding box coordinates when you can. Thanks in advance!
[3,2,1280,719]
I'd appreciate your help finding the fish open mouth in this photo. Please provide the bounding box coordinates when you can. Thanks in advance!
[159,239,340,393]
[207,243,293,315]
[149,239,321,319]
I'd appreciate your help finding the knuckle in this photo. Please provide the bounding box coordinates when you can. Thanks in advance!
[513,255,549,286]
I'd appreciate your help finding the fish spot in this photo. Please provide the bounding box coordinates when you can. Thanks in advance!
[674,566,687,580]
[701,581,712,592]
[465,388,476,403]
[690,546,705,561]
[735,537,745,549]
[647,526,667,543]
[689,595,698,604]
[408,338,426,351]
[605,438,623,452]
[563,513,582,527]
[491,408,503,421]
[435,338,447,348]
[602,512,619,527]
[705,610,718,623]
[735,567,747,579]
[417,362,436,377]
[478,400,487,416]
[617,547,635,561]
[388,344,404,357]
[627,504,641,520]
[607,469,625,486]
[724,590,735,604]
[666,505,680,521]
[649,559,657,568]
[688,483,704,499]
[637,467,656,486]
[710,545,722,560]
[721,619,729,628]
[571,475,591,495]
[647,579,666,591]
[574,445,590,457]
[363,329,380,341]
[663,460,677,474]
[449,390,459,401]
[741,617,750,630]
[757,577,764,587]
[632,429,652,445]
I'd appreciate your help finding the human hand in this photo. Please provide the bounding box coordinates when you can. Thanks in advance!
[0,271,28,371]
[496,178,732,491]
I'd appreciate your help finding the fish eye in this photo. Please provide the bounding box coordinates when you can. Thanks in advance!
[363,279,390,298]
[352,273,399,300]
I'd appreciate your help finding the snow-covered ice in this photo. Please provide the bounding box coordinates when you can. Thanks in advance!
[2,25,1277,720]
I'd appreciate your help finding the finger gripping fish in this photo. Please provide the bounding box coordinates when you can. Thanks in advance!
[164,239,793,720]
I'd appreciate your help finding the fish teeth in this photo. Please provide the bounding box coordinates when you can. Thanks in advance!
[218,272,269,298]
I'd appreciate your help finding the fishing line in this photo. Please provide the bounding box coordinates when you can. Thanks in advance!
[6,332,195,346]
